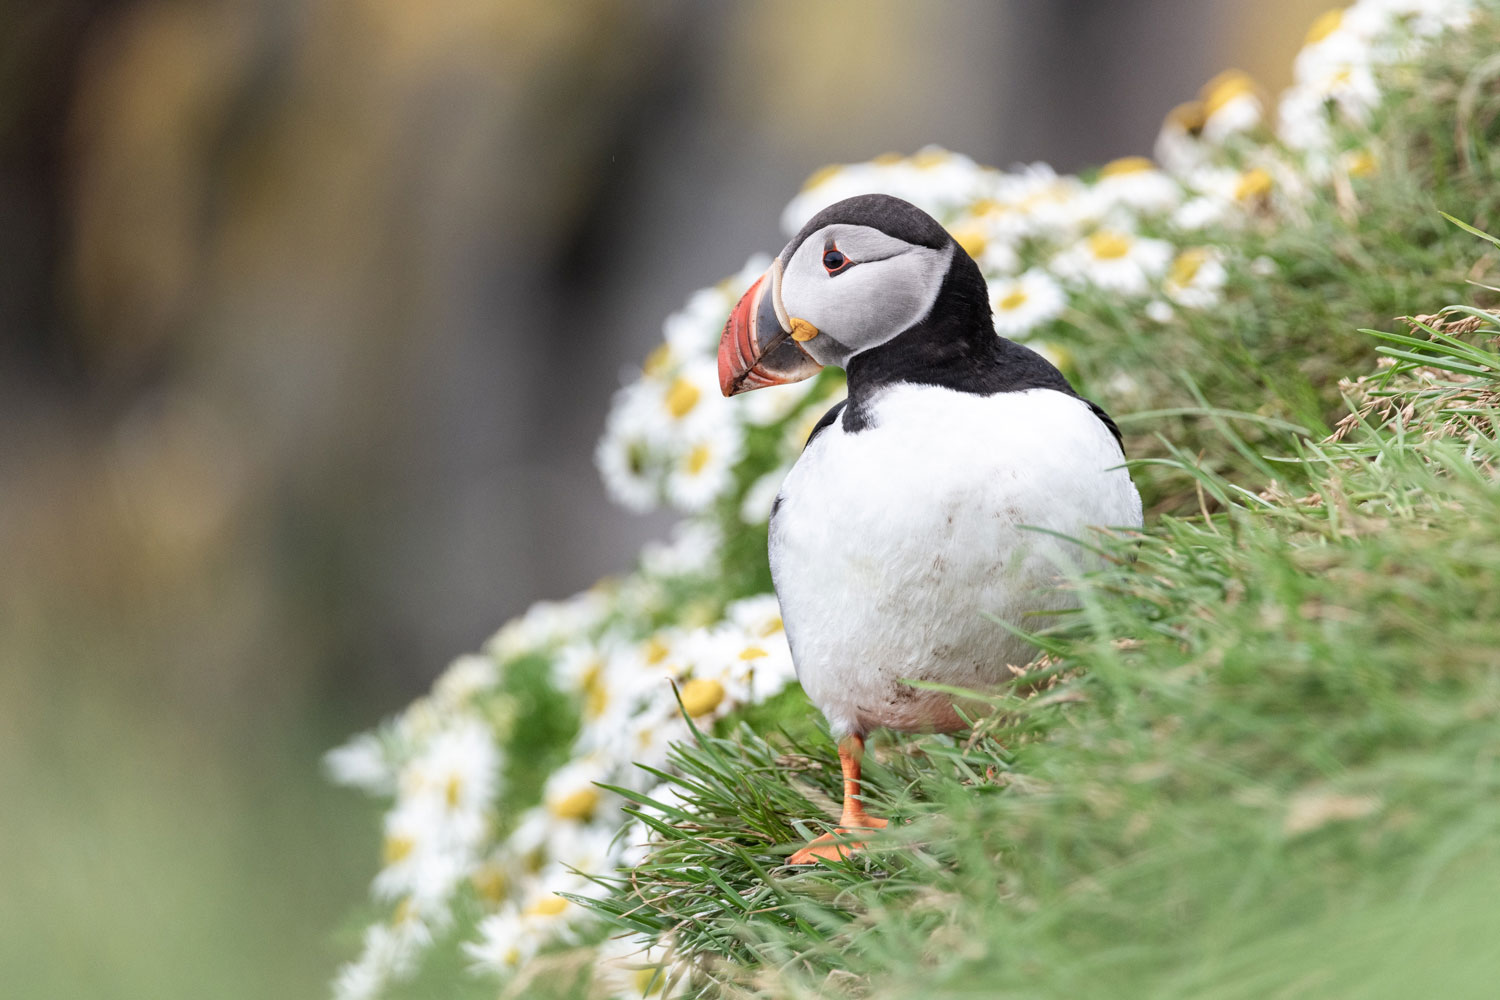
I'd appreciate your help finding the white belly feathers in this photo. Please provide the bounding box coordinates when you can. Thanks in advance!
[769,384,1142,737]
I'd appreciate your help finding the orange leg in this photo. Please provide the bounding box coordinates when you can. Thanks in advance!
[787,734,888,865]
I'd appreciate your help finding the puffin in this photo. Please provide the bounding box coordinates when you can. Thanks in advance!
[717,194,1143,864]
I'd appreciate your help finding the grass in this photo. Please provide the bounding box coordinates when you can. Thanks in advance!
[576,300,1500,1000]
[561,17,1500,998]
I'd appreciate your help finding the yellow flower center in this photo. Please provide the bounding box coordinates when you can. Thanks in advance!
[582,663,608,718]
[800,163,842,191]
[635,967,666,996]
[445,774,463,808]
[1088,231,1133,260]
[1169,248,1208,288]
[738,646,768,661]
[664,377,700,419]
[383,835,414,866]
[551,787,600,821]
[997,288,1029,312]
[872,151,903,166]
[394,898,415,924]
[684,443,711,476]
[1202,69,1256,117]
[1345,148,1378,177]
[642,635,670,664]
[759,616,783,637]
[950,225,987,259]
[524,895,570,918]
[1100,156,1155,178]
[1166,100,1207,135]
[1233,167,1273,201]
[1305,8,1343,45]
[642,343,672,377]
[679,677,725,717]
[911,148,950,168]
[471,864,509,903]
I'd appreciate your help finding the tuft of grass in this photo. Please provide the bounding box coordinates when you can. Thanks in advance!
[582,302,1500,999]
[1059,14,1500,517]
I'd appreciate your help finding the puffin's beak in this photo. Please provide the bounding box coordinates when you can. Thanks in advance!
[718,259,823,396]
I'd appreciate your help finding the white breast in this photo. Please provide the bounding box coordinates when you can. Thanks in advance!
[769,384,1142,737]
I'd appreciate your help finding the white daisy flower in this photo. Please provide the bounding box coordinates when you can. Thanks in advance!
[976,232,1023,277]
[504,806,556,877]
[324,732,395,795]
[1171,195,1232,231]
[594,934,689,999]
[779,147,997,235]
[663,418,744,513]
[988,164,1093,242]
[543,753,615,825]
[373,719,500,914]
[1089,156,1183,216]
[988,269,1068,337]
[432,653,498,706]
[1154,100,1209,177]
[620,704,693,775]
[722,625,797,706]
[1171,165,1276,229]
[596,398,662,512]
[725,593,784,638]
[739,466,788,525]
[537,821,623,901]
[512,875,593,942]
[373,798,467,909]
[466,906,535,973]
[652,357,722,433]
[1144,299,1175,324]
[1293,8,1373,87]
[1050,229,1172,296]
[640,519,721,578]
[399,718,500,828]
[1200,69,1264,143]
[333,918,432,1000]
[660,289,729,361]
[1164,247,1229,309]
[487,590,612,660]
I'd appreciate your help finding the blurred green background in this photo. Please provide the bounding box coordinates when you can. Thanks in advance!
[0,2,1326,997]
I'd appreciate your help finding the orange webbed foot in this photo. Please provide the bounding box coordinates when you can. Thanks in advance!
[787,814,887,865]
[787,733,890,865]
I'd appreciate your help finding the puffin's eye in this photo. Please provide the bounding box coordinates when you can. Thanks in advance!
[822,248,850,274]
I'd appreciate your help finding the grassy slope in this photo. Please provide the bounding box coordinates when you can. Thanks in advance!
[567,20,1500,1000]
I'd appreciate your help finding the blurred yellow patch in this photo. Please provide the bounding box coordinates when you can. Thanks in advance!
[679,678,725,717]
[1234,167,1273,201]
[551,787,599,821]
[1100,156,1155,177]
[1202,69,1257,116]
[1305,8,1344,45]
[664,377,701,419]
[1088,231,1132,260]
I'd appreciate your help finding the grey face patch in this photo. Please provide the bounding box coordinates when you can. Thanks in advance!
[777,223,952,368]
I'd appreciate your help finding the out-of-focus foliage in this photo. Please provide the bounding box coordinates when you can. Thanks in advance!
[327,2,1500,998]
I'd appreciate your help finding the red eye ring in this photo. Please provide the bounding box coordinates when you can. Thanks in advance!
[822,247,852,274]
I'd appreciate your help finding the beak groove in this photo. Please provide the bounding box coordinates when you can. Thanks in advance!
[717,260,823,397]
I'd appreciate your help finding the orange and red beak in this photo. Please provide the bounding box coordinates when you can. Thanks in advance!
[717,259,823,396]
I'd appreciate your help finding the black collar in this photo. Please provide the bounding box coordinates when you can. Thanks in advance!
[839,252,1124,452]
